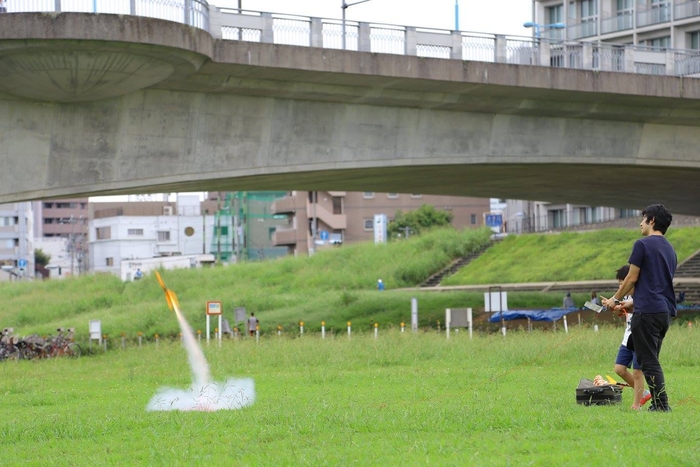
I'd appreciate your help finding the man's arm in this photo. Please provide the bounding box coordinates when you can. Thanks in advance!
[603,264,640,310]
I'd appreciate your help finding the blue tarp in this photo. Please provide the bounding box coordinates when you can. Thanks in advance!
[488,308,578,323]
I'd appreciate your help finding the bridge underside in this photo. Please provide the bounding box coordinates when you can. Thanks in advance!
[2,13,700,215]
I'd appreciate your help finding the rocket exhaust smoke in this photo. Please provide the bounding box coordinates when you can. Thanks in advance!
[147,272,255,412]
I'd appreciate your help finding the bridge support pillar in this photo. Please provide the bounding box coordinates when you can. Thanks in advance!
[495,35,507,63]
[310,18,323,48]
[358,22,371,52]
[450,31,462,60]
[405,27,417,56]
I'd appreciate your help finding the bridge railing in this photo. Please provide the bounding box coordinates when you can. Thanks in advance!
[3,3,699,78]
[209,7,700,78]
[1,0,209,30]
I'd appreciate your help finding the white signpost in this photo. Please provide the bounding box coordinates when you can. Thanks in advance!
[206,301,222,345]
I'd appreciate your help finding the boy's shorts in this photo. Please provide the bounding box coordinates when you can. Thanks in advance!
[615,344,640,370]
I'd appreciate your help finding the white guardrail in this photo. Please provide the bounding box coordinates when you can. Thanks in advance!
[2,1,700,77]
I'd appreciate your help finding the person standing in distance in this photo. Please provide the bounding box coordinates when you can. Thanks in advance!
[603,204,677,412]
[247,312,259,337]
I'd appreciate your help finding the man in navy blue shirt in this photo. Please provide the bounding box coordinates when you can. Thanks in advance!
[603,204,677,412]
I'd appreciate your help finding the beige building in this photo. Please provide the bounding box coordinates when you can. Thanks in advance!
[532,0,700,49]
[271,191,490,255]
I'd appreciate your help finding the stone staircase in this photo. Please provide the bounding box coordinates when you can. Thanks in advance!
[675,249,700,278]
[420,241,496,287]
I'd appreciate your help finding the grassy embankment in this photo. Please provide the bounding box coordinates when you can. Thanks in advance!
[1,226,699,340]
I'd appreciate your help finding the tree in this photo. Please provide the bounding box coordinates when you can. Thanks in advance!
[387,204,454,239]
[35,248,51,267]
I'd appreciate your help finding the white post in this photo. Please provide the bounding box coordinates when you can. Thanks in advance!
[347,321,352,338]
[256,326,260,343]
[445,308,451,339]
[594,325,599,332]
[467,307,473,340]
[321,322,326,339]
[563,315,569,334]
[206,315,210,345]
[374,323,378,339]
[300,322,304,335]
[411,298,418,332]
[501,326,506,337]
[218,315,222,346]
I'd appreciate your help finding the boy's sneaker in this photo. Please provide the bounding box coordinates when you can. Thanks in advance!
[641,390,652,406]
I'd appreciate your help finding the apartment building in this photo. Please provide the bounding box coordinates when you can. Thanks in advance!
[32,198,89,276]
[504,200,640,233]
[0,202,34,281]
[533,0,700,49]
[271,191,491,255]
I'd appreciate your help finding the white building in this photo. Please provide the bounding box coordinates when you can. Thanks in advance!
[532,0,700,50]
[89,198,219,281]
[0,202,34,281]
[504,200,639,233]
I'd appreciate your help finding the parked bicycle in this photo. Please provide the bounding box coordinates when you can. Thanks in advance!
[1,327,82,360]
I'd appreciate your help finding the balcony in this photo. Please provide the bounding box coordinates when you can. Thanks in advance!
[568,21,597,40]
[308,202,347,230]
[601,13,633,35]
[271,196,298,215]
[637,5,671,28]
[676,0,700,20]
[272,229,298,246]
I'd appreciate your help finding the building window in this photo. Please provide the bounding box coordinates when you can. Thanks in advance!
[157,231,171,242]
[646,36,670,50]
[128,228,144,236]
[387,193,399,199]
[43,202,53,209]
[470,214,477,225]
[332,197,342,215]
[106,257,114,266]
[551,210,565,228]
[363,192,374,199]
[96,227,111,240]
[1,216,16,226]
[691,31,700,50]
[546,4,564,39]
[2,239,13,249]
[364,219,373,230]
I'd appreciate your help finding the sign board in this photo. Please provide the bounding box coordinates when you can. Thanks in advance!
[484,292,508,312]
[234,307,247,323]
[18,258,27,269]
[206,301,222,315]
[446,308,471,327]
[374,214,387,244]
[89,320,102,342]
[485,213,503,233]
[319,230,329,241]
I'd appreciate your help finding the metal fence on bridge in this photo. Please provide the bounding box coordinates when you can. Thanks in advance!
[3,2,700,78]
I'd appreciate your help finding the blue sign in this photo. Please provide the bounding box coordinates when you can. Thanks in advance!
[18,259,27,269]
[319,230,329,241]
[485,214,503,228]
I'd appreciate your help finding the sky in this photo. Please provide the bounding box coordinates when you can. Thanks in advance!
[92,1,532,202]
[211,0,533,37]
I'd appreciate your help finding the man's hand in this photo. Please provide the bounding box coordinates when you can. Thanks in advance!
[601,295,624,315]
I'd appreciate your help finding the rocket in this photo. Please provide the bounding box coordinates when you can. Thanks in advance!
[155,271,180,312]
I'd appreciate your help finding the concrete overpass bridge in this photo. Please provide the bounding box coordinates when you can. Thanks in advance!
[2,5,700,215]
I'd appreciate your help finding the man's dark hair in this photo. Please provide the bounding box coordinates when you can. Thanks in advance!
[642,204,673,234]
[616,265,630,281]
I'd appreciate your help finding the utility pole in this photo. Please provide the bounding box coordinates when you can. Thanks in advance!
[341,0,371,50]
[310,191,318,255]
[403,226,410,239]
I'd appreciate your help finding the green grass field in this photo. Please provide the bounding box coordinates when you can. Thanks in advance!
[2,327,699,466]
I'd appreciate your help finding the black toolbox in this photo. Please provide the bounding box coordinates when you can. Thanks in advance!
[576,378,623,406]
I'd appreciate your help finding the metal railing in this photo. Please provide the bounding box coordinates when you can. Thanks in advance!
[0,0,209,30]
[3,3,700,78]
